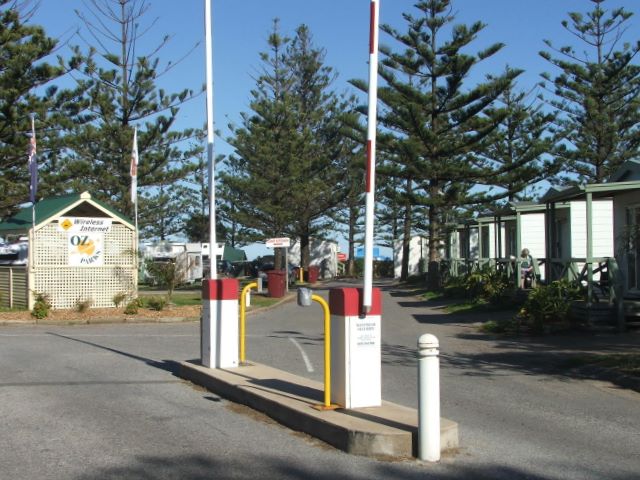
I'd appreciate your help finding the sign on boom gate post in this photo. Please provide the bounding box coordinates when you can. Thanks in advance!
[329,287,382,408]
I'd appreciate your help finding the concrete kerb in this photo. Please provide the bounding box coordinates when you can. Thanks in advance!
[178,360,459,459]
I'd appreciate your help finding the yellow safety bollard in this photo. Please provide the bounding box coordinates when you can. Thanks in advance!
[239,281,259,365]
[311,294,334,409]
[298,287,338,410]
[299,267,304,283]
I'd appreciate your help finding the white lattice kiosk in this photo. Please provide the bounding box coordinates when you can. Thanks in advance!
[0,192,137,310]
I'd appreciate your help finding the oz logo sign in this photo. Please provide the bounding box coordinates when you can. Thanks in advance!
[68,232,104,266]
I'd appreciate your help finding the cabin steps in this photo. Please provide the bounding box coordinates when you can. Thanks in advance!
[568,300,640,330]
[623,300,640,328]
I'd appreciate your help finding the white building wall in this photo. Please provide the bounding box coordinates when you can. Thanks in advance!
[288,239,338,279]
[568,199,613,282]
[520,213,546,260]
[569,200,613,258]
[393,236,428,278]
[592,200,614,258]
[492,223,509,258]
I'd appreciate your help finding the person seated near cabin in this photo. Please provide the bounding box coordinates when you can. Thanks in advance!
[520,248,534,288]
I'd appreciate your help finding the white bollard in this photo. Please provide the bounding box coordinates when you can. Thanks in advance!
[418,333,440,462]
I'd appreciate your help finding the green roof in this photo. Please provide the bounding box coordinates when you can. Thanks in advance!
[0,192,133,233]
[222,245,247,262]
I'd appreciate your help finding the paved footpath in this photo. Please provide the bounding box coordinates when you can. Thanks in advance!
[0,280,638,479]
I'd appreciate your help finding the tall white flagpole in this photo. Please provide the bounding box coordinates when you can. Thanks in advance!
[28,113,37,231]
[130,126,139,263]
[363,0,379,313]
[205,0,218,279]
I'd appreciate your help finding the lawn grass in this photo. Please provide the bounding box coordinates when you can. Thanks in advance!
[247,294,283,309]
[167,293,201,307]
[444,300,486,314]
[420,290,444,301]
[139,292,201,307]
[139,290,285,309]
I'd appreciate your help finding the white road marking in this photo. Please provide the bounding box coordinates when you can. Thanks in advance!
[288,337,314,373]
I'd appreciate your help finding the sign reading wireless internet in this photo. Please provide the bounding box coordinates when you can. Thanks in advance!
[57,216,113,233]
[58,217,110,266]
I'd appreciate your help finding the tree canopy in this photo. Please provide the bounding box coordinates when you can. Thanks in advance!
[540,0,640,183]
[222,21,354,268]
[0,0,77,218]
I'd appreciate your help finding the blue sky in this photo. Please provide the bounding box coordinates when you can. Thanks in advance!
[29,0,640,258]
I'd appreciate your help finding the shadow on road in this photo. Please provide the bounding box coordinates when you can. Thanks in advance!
[73,452,613,480]
[440,335,640,392]
[386,286,640,392]
[46,331,182,375]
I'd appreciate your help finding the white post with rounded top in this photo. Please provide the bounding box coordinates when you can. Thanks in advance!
[418,333,440,462]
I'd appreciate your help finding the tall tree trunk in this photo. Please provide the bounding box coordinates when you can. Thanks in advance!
[427,186,440,289]
[300,233,310,270]
[274,247,284,270]
[401,205,412,281]
[347,205,357,276]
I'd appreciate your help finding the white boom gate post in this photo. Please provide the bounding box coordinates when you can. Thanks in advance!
[323,0,382,410]
[205,0,217,278]
[202,279,239,368]
[363,0,379,313]
[201,0,239,369]
[329,288,381,408]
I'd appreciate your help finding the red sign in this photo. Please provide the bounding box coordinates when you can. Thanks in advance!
[337,253,347,262]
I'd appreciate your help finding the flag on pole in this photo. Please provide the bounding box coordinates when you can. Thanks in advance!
[130,126,138,204]
[28,116,37,204]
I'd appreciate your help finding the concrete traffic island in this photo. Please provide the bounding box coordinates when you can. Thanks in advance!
[178,360,459,459]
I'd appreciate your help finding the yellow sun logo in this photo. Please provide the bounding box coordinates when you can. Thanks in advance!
[61,219,73,231]
[77,240,96,256]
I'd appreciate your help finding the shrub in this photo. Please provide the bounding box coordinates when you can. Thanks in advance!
[146,296,167,311]
[75,298,93,313]
[124,298,142,315]
[481,269,515,306]
[518,279,585,333]
[31,292,51,319]
[113,292,128,308]
[444,267,516,305]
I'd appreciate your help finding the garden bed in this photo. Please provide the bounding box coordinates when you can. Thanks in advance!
[0,304,202,324]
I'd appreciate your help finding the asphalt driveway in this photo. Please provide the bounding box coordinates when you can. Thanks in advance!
[1,280,638,479]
